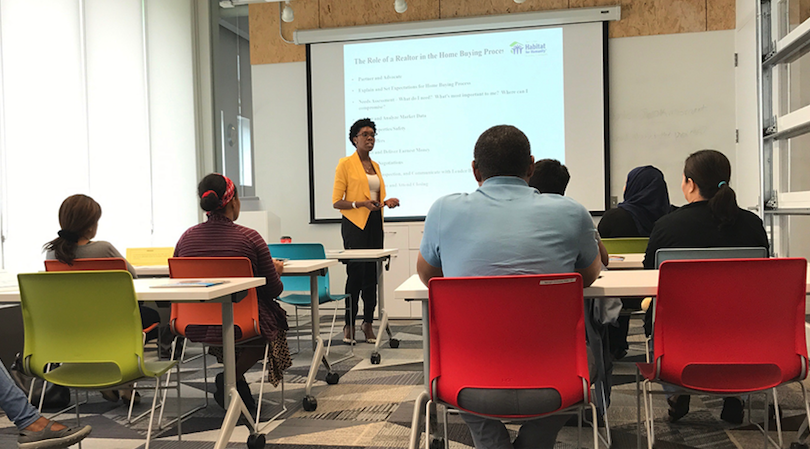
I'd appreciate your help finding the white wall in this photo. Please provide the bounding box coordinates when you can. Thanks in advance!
[252,62,348,290]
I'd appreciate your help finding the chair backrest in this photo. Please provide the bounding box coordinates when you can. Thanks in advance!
[655,246,768,267]
[601,237,649,254]
[268,243,332,299]
[653,258,808,392]
[167,257,260,342]
[18,271,144,385]
[428,274,588,419]
[125,247,174,266]
[45,258,128,272]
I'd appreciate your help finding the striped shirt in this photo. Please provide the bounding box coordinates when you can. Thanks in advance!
[174,213,287,341]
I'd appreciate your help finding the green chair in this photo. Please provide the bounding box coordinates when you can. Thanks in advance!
[18,271,180,449]
[601,237,649,254]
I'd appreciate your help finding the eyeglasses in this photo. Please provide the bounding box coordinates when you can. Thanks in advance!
[358,132,376,138]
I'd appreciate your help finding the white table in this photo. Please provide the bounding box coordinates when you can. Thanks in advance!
[276,259,340,411]
[133,265,169,277]
[394,270,810,449]
[0,276,265,449]
[325,248,398,364]
[606,253,645,270]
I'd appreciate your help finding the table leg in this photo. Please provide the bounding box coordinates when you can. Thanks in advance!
[372,258,399,363]
[409,300,431,449]
[215,295,258,449]
[310,274,319,351]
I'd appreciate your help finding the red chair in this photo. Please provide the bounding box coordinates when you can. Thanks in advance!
[637,258,810,449]
[425,274,609,449]
[165,257,285,426]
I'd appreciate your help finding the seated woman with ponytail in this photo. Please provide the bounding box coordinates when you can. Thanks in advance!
[173,173,290,412]
[642,149,769,425]
[43,194,160,404]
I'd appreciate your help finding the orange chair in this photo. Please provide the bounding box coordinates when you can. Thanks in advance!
[423,274,609,449]
[637,258,810,449]
[164,257,285,425]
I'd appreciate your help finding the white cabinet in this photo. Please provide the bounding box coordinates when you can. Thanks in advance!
[383,222,424,318]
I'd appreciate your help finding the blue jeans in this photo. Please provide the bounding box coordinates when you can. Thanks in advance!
[0,361,40,430]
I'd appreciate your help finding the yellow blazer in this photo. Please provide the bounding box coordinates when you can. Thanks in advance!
[332,152,387,230]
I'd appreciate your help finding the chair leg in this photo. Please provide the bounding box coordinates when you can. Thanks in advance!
[773,389,783,448]
[642,380,654,449]
[326,302,339,356]
[589,402,600,449]
[145,377,161,449]
[798,382,810,445]
[256,343,270,420]
[424,399,433,449]
[295,306,301,355]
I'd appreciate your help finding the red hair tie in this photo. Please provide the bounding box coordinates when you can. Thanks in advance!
[202,190,219,199]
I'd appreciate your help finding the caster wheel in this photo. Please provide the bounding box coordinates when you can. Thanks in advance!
[325,371,340,385]
[389,338,400,349]
[370,352,381,364]
[789,444,809,449]
[429,438,445,449]
[303,395,318,411]
[247,433,266,449]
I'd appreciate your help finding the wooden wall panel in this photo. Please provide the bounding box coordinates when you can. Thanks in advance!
[249,1,319,65]
[439,0,568,19]
[707,0,735,31]
[250,0,732,64]
[320,0,439,28]
[573,0,706,37]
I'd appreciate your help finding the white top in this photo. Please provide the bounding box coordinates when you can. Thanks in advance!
[325,248,398,260]
[367,174,380,201]
[606,253,645,270]
[394,270,810,301]
[0,277,266,303]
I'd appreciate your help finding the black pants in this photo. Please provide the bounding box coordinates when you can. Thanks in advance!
[342,211,383,326]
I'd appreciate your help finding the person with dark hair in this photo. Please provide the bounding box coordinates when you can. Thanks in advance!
[332,118,400,344]
[43,194,159,404]
[643,149,768,424]
[174,173,290,411]
[598,165,670,359]
[0,358,91,448]
[599,165,671,238]
[417,125,601,449]
[528,158,570,195]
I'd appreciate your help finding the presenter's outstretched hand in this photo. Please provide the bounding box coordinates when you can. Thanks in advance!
[384,198,400,208]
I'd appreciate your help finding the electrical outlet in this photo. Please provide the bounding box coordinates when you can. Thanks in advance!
[610,196,618,208]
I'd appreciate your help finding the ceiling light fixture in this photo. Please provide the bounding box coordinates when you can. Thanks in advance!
[281,1,294,22]
[394,0,407,14]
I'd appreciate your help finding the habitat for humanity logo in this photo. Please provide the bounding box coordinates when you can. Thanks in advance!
[510,41,546,55]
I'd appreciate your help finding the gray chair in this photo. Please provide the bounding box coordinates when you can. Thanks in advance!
[654,247,768,268]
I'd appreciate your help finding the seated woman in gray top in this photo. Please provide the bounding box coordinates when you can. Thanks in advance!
[42,194,159,404]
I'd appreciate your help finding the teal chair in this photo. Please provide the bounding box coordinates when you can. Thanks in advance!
[18,271,180,449]
[268,243,349,354]
[601,237,649,254]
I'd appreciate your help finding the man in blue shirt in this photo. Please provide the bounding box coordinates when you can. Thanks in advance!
[417,125,601,449]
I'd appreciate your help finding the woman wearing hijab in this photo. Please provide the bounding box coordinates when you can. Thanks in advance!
[598,165,671,238]
[598,166,671,360]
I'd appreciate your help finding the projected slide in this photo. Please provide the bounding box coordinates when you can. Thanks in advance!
[342,28,564,218]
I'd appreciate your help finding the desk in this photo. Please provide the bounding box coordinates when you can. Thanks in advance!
[325,249,398,364]
[395,270,810,449]
[135,260,340,412]
[607,253,645,270]
[0,277,266,449]
[133,265,169,277]
[277,259,339,412]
